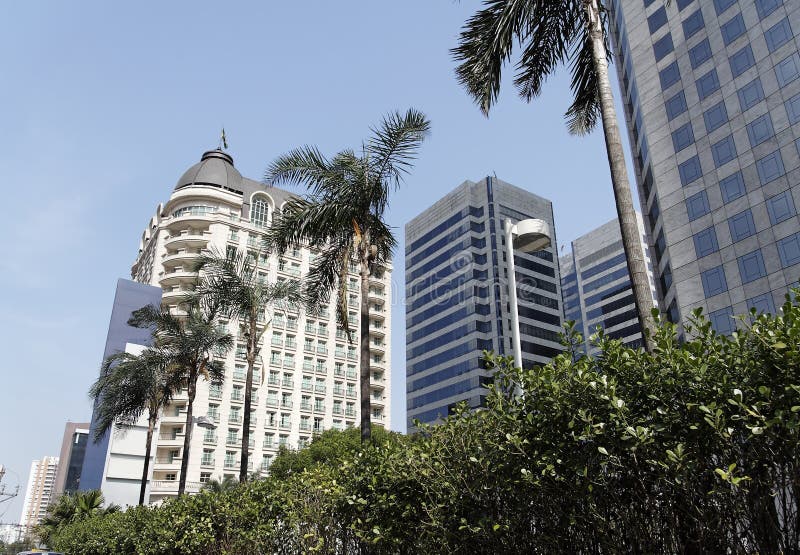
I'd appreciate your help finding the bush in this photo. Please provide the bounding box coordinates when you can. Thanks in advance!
[52,291,800,553]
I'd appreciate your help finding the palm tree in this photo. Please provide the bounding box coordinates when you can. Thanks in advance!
[193,247,304,482]
[129,300,233,495]
[201,474,239,493]
[453,0,655,349]
[89,348,181,505]
[265,108,430,442]
[36,490,118,546]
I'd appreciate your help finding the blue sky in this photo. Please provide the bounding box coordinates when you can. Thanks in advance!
[0,1,633,523]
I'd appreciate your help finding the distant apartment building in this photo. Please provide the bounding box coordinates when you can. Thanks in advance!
[53,422,90,496]
[608,0,800,333]
[125,149,391,501]
[19,456,58,533]
[560,214,658,353]
[405,177,562,428]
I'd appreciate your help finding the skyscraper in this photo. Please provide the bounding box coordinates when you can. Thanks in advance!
[129,149,391,500]
[560,213,658,353]
[607,0,800,332]
[19,456,58,533]
[53,422,90,497]
[405,177,562,428]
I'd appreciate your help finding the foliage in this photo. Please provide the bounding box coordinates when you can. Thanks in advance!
[51,290,800,553]
[36,490,118,547]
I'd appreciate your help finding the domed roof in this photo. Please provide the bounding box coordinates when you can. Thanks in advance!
[175,149,244,192]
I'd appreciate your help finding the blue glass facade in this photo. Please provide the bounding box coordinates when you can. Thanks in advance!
[405,178,562,428]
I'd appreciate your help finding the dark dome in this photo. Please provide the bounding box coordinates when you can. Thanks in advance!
[175,150,244,192]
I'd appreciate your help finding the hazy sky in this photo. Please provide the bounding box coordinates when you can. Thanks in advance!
[0,1,633,523]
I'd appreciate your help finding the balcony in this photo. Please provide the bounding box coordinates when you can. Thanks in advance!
[302,361,314,372]
[164,230,211,249]
[372,396,385,406]
[270,338,283,347]
[333,406,343,415]
[313,405,325,413]
[230,392,244,403]
[333,387,345,396]
[347,352,358,361]
[369,342,385,355]
[150,480,203,493]
[346,390,357,399]
[304,344,315,353]
[301,382,313,392]
[281,379,294,389]
[283,359,295,369]
[369,325,385,337]
[200,457,215,467]
[262,440,274,449]
[334,368,345,378]
[334,349,346,358]
[226,437,240,447]
[300,402,312,411]
[281,400,293,409]
[316,347,328,356]
[266,397,279,408]
[233,372,246,382]
[267,376,280,386]
[279,422,291,431]
[286,321,298,331]
[299,423,312,432]
[315,366,327,375]
[285,340,297,350]
[229,415,242,424]
[346,370,358,380]
[345,409,356,417]
[209,390,222,400]
[161,250,202,267]
[224,459,238,470]
[314,385,327,394]
[159,269,198,287]
[154,456,181,465]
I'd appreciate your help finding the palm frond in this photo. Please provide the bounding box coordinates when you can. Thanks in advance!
[564,20,607,135]
[367,108,431,191]
[452,0,534,115]
[264,145,333,191]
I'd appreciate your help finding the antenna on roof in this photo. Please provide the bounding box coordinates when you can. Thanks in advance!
[493,170,497,178]
[219,127,228,151]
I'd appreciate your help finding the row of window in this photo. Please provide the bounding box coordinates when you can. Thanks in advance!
[701,232,800,298]
[679,143,788,191]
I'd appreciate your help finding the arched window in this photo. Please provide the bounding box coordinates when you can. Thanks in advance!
[250,195,269,228]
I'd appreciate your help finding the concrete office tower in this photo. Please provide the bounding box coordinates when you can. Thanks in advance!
[405,177,562,428]
[607,0,800,333]
[560,213,658,354]
[53,422,90,496]
[130,149,391,500]
[80,279,162,508]
[19,456,58,533]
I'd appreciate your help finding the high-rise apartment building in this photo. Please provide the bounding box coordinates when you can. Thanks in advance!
[129,149,391,500]
[53,422,90,497]
[405,177,562,428]
[608,0,800,333]
[19,456,58,533]
[560,213,658,353]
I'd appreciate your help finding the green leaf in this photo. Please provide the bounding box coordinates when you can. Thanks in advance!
[598,446,608,456]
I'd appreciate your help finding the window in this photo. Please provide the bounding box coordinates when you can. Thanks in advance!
[701,266,728,297]
[776,53,800,87]
[728,209,756,242]
[250,194,269,228]
[677,0,694,9]
[786,93,800,124]
[653,33,674,62]
[755,0,781,20]
[746,114,775,147]
[686,190,711,221]
[729,45,755,77]
[703,101,729,133]
[720,13,746,45]
[648,7,668,33]
[682,9,705,39]
[766,191,796,224]
[747,293,775,315]
[713,0,736,14]
[719,171,746,203]
[644,0,656,6]
[666,91,688,120]
[778,232,800,267]
[693,227,720,257]
[659,62,681,91]
[672,123,695,152]
[739,250,767,283]
[710,307,736,334]
[696,70,721,100]
[679,155,703,186]
[765,18,792,53]
[738,79,765,111]
[711,135,737,167]
[756,150,785,184]
[689,39,712,69]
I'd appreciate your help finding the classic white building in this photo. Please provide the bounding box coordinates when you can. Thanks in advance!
[129,149,392,501]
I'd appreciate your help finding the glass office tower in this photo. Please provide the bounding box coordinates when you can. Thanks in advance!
[608,0,800,332]
[405,177,562,428]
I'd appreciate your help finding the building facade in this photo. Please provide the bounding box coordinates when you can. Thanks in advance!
[53,422,90,497]
[560,213,658,353]
[129,149,391,500]
[405,177,562,428]
[608,0,800,333]
[80,279,162,508]
[19,456,58,533]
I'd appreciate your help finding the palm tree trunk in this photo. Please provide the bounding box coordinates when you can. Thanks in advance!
[140,412,156,505]
[585,0,655,350]
[178,374,196,495]
[240,319,257,482]
[359,252,372,443]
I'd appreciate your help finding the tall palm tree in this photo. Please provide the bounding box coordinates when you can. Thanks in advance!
[89,348,181,505]
[453,0,655,349]
[36,490,118,546]
[265,108,430,442]
[193,247,304,482]
[129,301,233,495]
